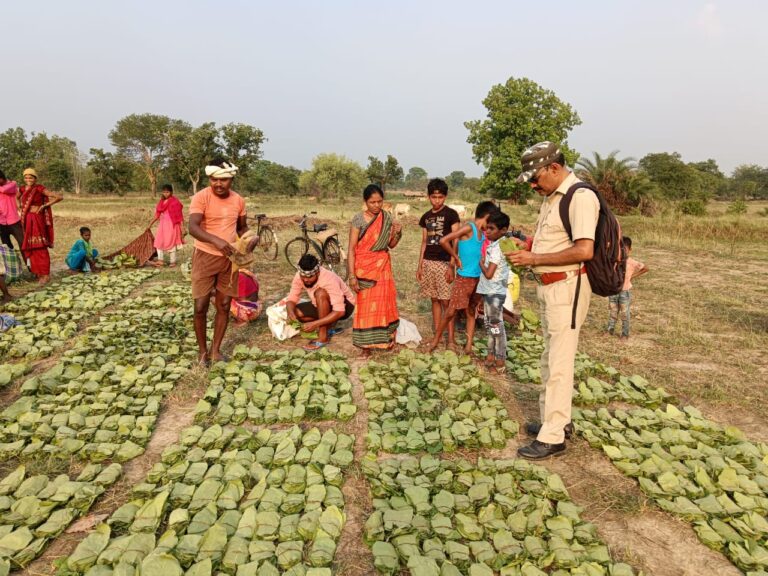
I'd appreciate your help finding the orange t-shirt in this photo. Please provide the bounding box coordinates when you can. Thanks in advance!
[189,187,246,255]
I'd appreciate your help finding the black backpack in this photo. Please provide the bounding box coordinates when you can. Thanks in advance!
[559,182,627,328]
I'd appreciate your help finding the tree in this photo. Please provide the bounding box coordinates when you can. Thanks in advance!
[446,170,466,190]
[246,160,301,195]
[109,113,183,195]
[577,151,638,213]
[405,166,428,190]
[218,123,266,176]
[638,152,704,201]
[87,148,135,195]
[299,153,367,203]
[167,122,220,194]
[465,77,581,202]
[366,155,403,191]
[0,127,32,180]
[728,164,768,200]
[689,159,726,199]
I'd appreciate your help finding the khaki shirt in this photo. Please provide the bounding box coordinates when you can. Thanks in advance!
[531,172,599,274]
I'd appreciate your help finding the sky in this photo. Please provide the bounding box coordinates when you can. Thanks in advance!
[2,0,766,177]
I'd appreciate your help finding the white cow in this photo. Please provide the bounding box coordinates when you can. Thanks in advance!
[448,204,467,219]
[394,203,410,218]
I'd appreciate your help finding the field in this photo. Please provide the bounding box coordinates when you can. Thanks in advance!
[0,193,766,576]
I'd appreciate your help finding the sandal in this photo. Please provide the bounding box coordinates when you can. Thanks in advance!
[303,341,327,351]
[328,328,344,337]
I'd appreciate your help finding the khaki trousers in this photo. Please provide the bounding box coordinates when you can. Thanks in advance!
[536,273,592,444]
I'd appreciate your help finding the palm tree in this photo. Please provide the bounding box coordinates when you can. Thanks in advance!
[576,151,640,214]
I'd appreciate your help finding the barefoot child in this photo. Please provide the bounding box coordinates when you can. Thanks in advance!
[150,184,185,267]
[416,178,460,347]
[427,201,498,354]
[607,236,648,339]
[478,211,510,372]
[65,227,100,273]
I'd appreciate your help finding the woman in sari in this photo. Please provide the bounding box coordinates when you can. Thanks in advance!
[19,168,62,285]
[348,184,402,352]
[149,184,185,267]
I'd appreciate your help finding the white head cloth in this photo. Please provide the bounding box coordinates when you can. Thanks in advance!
[205,161,238,179]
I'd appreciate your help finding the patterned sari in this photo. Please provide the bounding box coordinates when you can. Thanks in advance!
[20,184,54,276]
[352,210,399,349]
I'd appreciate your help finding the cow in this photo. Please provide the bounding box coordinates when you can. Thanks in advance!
[394,203,410,218]
[448,204,467,219]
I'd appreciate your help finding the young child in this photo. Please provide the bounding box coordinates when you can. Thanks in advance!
[417,178,460,346]
[150,184,185,267]
[66,227,100,273]
[608,236,649,339]
[427,200,498,354]
[478,210,510,373]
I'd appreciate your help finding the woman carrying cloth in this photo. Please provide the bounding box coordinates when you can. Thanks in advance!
[149,184,185,267]
[19,168,62,285]
[348,184,402,352]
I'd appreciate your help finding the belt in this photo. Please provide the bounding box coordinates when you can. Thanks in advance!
[534,266,586,286]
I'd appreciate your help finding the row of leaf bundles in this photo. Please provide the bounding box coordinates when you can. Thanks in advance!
[0,363,30,390]
[361,351,517,454]
[65,425,352,574]
[572,374,671,409]
[0,362,187,463]
[198,353,356,425]
[575,405,768,573]
[112,282,191,311]
[0,463,121,570]
[362,455,635,576]
[0,270,158,361]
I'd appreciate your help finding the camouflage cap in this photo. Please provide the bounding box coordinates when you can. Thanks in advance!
[515,141,562,183]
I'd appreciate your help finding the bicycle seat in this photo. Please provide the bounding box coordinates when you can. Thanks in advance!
[254,213,266,219]
[313,223,329,233]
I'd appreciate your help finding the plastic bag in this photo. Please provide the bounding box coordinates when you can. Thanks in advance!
[266,299,300,341]
[503,272,520,314]
[395,318,422,347]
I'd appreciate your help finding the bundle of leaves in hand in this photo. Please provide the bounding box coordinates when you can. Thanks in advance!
[289,320,318,340]
[498,236,526,276]
[196,348,356,425]
[363,455,636,576]
[362,350,518,455]
[63,423,353,575]
[575,404,768,573]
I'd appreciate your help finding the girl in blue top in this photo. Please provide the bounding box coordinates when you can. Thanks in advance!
[426,201,498,354]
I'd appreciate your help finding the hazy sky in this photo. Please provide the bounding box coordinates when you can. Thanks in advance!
[3,0,765,177]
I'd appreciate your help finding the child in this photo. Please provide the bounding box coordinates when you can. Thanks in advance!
[66,227,99,273]
[478,211,510,373]
[607,236,648,339]
[416,178,460,346]
[150,184,185,267]
[427,200,498,354]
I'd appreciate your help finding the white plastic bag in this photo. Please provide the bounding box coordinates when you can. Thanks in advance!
[396,317,422,347]
[266,299,300,341]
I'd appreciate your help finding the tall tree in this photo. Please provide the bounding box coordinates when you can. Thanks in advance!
[246,160,301,195]
[0,127,32,180]
[299,153,367,203]
[366,156,385,186]
[576,151,638,213]
[405,166,428,190]
[465,77,581,202]
[729,164,768,199]
[218,123,266,176]
[689,159,726,199]
[109,113,183,195]
[167,122,220,194]
[446,170,466,190]
[365,154,403,191]
[87,148,135,195]
[638,152,704,200]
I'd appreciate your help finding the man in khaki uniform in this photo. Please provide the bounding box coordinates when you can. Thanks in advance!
[508,141,599,459]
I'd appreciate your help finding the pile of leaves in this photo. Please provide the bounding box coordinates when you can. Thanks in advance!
[0,364,30,390]
[363,455,636,576]
[62,423,354,575]
[575,405,768,573]
[361,350,518,454]
[0,270,157,362]
[196,348,356,426]
[0,463,122,572]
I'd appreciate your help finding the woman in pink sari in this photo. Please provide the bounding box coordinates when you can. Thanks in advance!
[19,168,62,284]
[149,184,185,267]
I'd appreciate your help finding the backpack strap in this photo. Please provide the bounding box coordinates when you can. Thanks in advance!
[558,181,600,330]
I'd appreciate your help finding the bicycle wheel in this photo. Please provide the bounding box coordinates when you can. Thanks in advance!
[284,237,309,268]
[323,237,347,281]
[257,226,279,260]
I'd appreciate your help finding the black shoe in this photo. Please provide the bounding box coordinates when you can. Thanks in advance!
[517,440,566,460]
[525,421,574,439]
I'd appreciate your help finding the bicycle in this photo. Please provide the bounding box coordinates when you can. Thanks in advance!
[245,213,279,261]
[284,212,347,280]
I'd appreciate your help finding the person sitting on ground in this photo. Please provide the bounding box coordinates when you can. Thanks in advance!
[286,253,356,350]
[65,227,100,273]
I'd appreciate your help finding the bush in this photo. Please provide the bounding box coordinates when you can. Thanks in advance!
[726,198,748,215]
[678,199,707,216]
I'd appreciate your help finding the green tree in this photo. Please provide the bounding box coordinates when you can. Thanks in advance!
[638,152,704,201]
[465,77,581,202]
[246,160,301,195]
[446,170,466,190]
[405,166,428,190]
[689,159,726,199]
[0,127,32,180]
[28,133,86,192]
[167,122,220,194]
[218,123,266,176]
[576,151,655,214]
[366,155,403,191]
[728,164,768,200]
[87,148,135,195]
[109,113,184,195]
[299,153,367,202]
